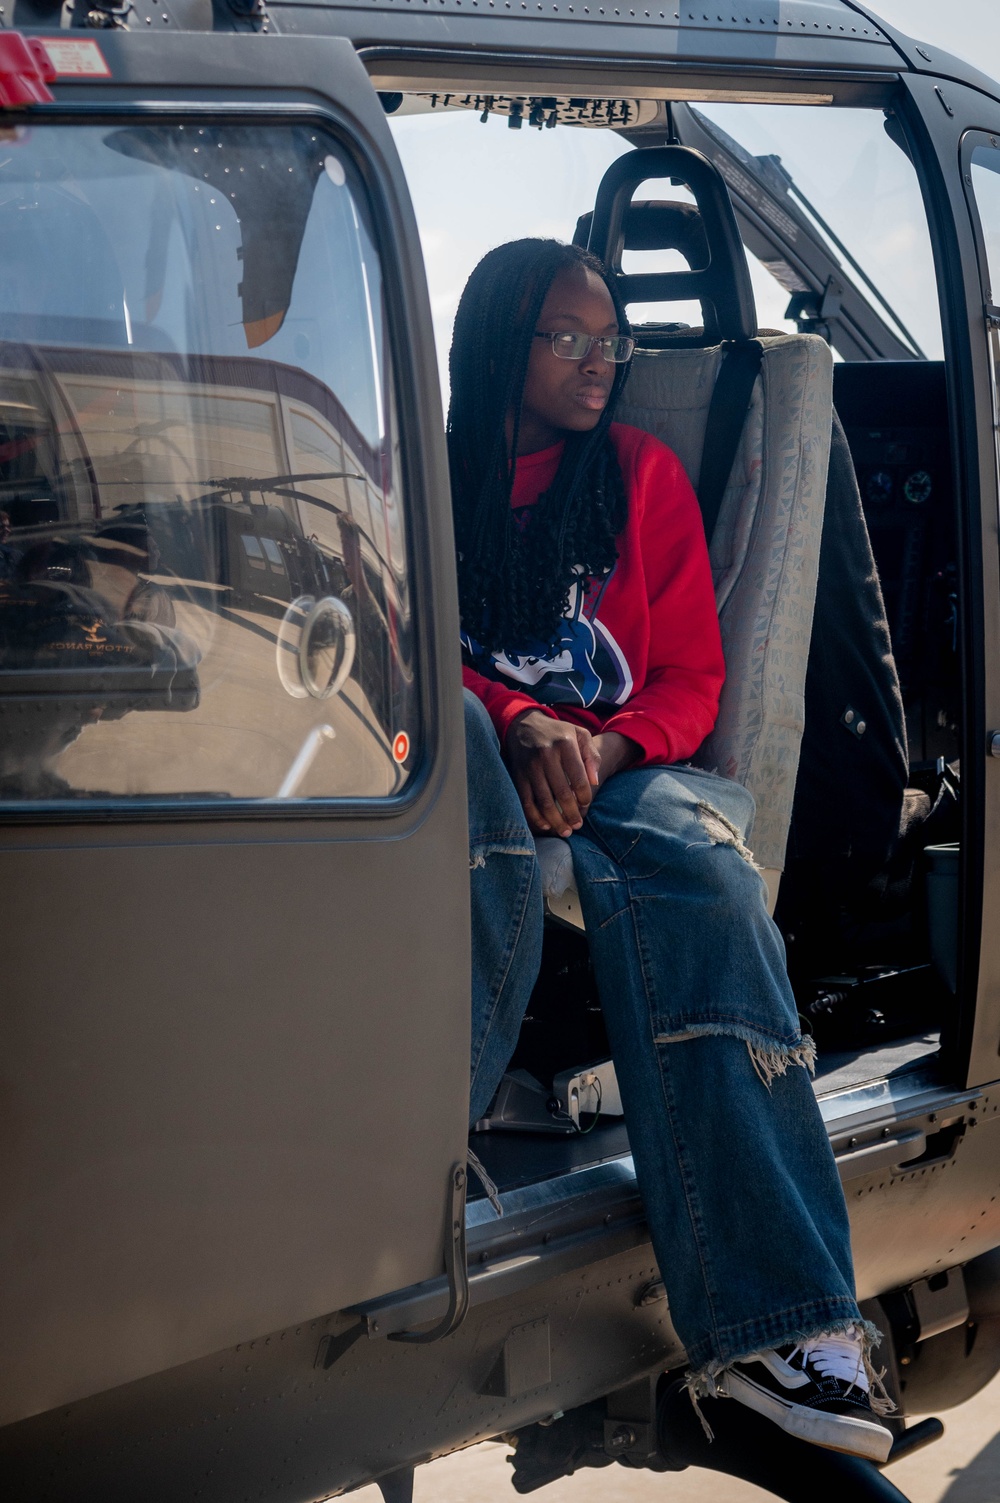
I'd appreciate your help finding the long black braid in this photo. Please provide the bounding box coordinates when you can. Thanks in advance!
[447,238,632,654]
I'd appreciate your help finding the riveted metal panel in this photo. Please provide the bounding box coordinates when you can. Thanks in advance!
[845,1093,1000,1299]
[271,0,892,43]
[0,1242,679,1503]
[268,0,899,76]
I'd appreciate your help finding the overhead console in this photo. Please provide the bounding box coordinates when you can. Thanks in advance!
[379,91,660,129]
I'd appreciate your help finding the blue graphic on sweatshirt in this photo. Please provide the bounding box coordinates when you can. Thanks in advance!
[462,574,633,710]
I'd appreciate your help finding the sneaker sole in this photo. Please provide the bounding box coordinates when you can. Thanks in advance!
[718,1368,894,1463]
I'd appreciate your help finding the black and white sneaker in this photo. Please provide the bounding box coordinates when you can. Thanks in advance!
[717,1328,894,1462]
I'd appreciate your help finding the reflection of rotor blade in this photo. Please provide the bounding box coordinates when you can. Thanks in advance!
[130,418,185,438]
[269,488,356,515]
[6,471,362,492]
[208,472,360,490]
[78,476,344,490]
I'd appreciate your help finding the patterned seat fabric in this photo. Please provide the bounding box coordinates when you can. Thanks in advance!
[615,333,833,873]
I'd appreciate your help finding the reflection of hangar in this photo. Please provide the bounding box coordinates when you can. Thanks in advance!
[0,343,404,591]
[0,345,411,743]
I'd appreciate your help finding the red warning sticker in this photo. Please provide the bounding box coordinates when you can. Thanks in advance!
[41,40,112,78]
[392,731,410,764]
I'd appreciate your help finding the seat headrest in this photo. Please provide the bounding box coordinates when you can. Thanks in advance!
[574,201,710,274]
[577,146,757,344]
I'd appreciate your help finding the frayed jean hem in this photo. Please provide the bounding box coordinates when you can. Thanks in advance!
[682,1300,880,1380]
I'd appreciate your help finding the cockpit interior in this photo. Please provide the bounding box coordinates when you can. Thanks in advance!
[373,83,963,1190]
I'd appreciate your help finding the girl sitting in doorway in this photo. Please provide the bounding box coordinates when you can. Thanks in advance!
[453,236,892,1462]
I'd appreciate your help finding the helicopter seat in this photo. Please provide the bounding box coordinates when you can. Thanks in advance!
[534,328,833,931]
[532,149,834,945]
[478,150,835,1131]
[617,330,833,884]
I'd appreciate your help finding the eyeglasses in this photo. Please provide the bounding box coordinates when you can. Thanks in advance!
[534,330,636,364]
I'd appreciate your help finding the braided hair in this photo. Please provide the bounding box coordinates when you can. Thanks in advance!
[447,238,632,654]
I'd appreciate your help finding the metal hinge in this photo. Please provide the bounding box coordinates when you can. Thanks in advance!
[388,1161,470,1344]
[316,1160,471,1371]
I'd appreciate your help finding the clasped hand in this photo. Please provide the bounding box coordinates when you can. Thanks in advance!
[504,709,638,838]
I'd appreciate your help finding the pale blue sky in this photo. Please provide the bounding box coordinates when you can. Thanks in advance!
[388,1,1000,393]
[872,0,998,76]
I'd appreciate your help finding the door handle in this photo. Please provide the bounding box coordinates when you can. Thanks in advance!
[834,1129,925,1179]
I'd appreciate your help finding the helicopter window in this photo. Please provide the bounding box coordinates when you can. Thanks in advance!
[0,124,417,807]
[391,96,942,374]
[693,103,942,360]
[970,144,1000,306]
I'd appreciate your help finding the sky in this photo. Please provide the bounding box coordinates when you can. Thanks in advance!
[871,0,999,77]
[387,0,1000,395]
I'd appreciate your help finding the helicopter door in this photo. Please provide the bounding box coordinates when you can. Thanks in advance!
[897,72,1000,1089]
[962,123,1000,1081]
[0,34,469,1424]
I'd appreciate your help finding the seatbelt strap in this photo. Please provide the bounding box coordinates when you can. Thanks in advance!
[697,339,763,546]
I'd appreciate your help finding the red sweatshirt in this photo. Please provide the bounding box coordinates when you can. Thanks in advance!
[461,422,724,765]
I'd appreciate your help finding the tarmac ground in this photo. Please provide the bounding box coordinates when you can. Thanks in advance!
[352,1368,1000,1503]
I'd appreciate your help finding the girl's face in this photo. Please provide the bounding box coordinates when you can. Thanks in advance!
[514,266,620,455]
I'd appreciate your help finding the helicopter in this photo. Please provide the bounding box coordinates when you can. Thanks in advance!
[1,2,1000,1500]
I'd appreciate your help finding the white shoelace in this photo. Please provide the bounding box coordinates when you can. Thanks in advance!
[792,1328,868,1393]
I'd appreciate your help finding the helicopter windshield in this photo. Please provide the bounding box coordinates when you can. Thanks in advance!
[692,102,941,360]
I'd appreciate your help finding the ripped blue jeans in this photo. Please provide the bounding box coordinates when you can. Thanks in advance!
[464,690,867,1380]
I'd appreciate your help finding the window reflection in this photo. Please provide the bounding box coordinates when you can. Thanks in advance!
[0,124,416,805]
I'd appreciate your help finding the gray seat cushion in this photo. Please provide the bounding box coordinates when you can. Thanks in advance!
[616,333,833,872]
